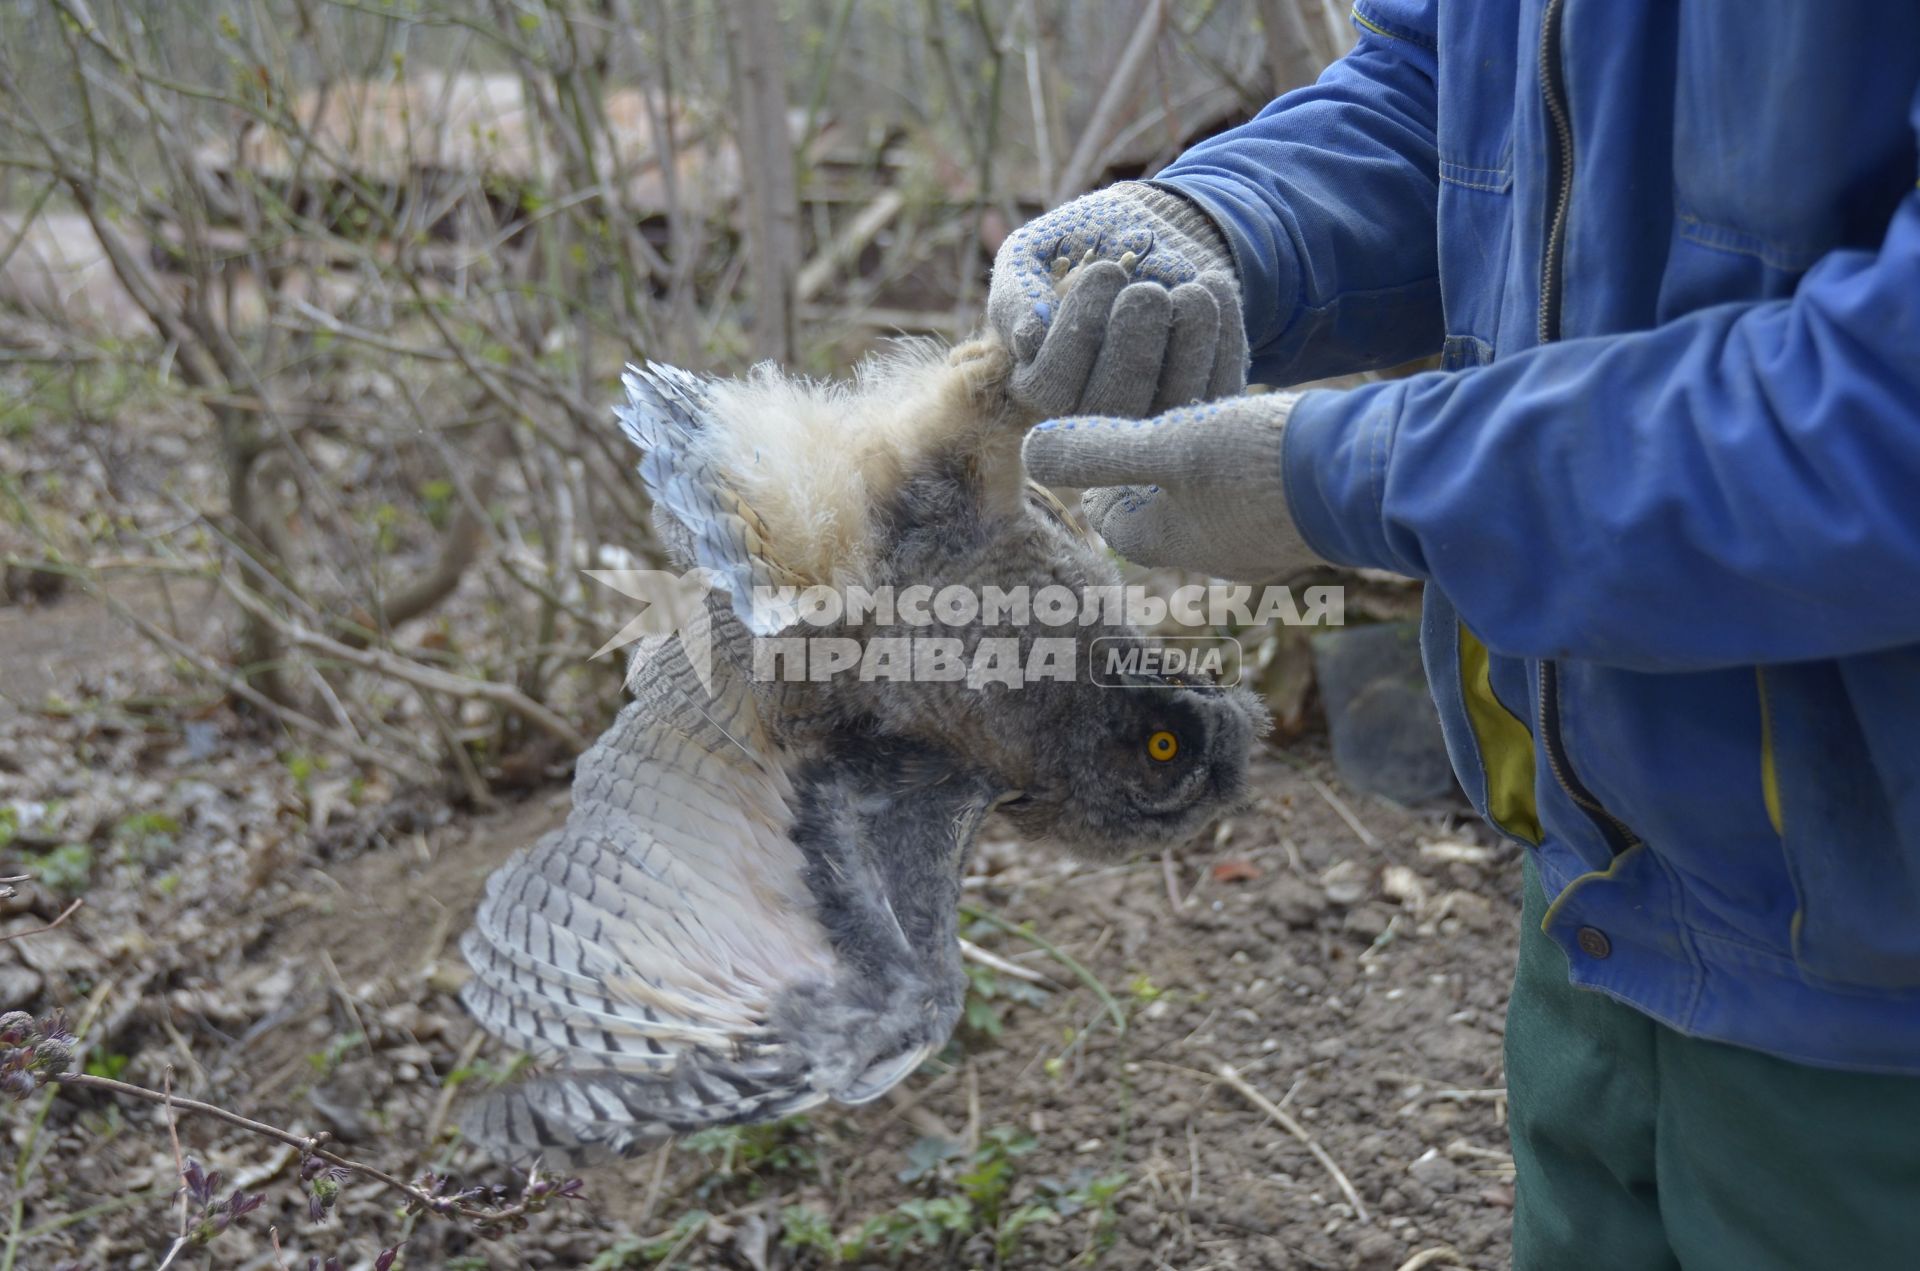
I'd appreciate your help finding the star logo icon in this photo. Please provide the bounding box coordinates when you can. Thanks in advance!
[582,567,719,693]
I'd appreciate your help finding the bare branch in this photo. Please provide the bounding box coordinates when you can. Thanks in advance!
[0,899,83,945]
[222,579,588,752]
[1053,0,1170,203]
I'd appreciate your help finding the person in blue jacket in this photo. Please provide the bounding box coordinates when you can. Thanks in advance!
[989,2,1920,1266]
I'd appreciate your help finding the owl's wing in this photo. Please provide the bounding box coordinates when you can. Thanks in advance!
[459,611,999,1163]
[616,362,801,635]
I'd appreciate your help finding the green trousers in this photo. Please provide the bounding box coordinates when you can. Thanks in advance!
[1506,855,1920,1270]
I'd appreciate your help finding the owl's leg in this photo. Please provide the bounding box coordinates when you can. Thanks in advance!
[773,737,999,1098]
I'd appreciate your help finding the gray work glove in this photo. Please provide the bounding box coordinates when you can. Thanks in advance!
[987,182,1248,419]
[1021,393,1330,584]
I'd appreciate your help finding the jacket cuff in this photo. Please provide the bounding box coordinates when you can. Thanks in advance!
[1280,384,1419,576]
[1131,181,1236,273]
[1147,173,1302,361]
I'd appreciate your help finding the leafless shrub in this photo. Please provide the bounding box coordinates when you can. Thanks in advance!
[0,0,1343,796]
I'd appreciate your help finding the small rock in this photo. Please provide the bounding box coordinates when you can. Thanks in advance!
[249,966,296,1006]
[1418,840,1492,865]
[1311,621,1456,804]
[1321,860,1368,907]
[379,1002,422,1034]
[0,964,44,1009]
[410,1010,450,1041]
[1381,864,1430,913]
[1349,1228,1403,1269]
[1149,1098,1192,1128]
[1434,889,1497,933]
[1407,1148,1461,1192]
[1265,873,1327,927]
[4,917,96,978]
[0,879,45,918]
[1344,902,1395,942]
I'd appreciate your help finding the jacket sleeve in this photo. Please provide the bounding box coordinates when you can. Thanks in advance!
[1282,169,1920,672]
[1153,0,1444,385]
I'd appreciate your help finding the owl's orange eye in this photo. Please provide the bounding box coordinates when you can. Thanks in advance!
[1147,730,1178,762]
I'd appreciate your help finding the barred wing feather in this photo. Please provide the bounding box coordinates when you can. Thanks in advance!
[616,362,800,636]
[458,635,835,1156]
[460,362,997,1162]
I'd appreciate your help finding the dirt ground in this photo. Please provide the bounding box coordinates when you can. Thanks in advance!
[1,583,1524,1270]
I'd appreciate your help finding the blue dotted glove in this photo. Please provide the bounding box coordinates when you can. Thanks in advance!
[988,183,1248,419]
[1021,393,1328,583]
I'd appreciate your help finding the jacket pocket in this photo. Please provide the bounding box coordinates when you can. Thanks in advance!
[1670,3,1920,286]
[1460,626,1542,844]
[1435,178,1512,363]
[1768,657,1920,991]
[1421,591,1541,846]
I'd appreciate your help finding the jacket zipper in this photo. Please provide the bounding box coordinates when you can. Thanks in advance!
[1534,0,1640,858]
[1537,0,1574,345]
[1537,662,1640,855]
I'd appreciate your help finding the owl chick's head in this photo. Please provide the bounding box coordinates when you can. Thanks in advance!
[987,636,1268,858]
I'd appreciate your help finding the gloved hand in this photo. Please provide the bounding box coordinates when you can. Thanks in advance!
[1021,393,1330,584]
[987,182,1248,419]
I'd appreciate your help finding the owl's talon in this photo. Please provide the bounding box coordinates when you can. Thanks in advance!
[1117,250,1139,273]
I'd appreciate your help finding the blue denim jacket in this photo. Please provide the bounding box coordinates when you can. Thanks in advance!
[1158,0,1920,1072]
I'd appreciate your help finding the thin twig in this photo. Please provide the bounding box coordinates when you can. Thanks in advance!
[153,1236,189,1270]
[881,1085,960,1144]
[0,898,83,944]
[636,1140,673,1234]
[1150,1060,1370,1224]
[222,579,587,751]
[77,573,436,785]
[44,1073,544,1225]
[1309,776,1381,850]
[154,1067,188,1271]
[960,904,1125,1033]
[958,937,1057,987]
[1212,1063,1369,1224]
